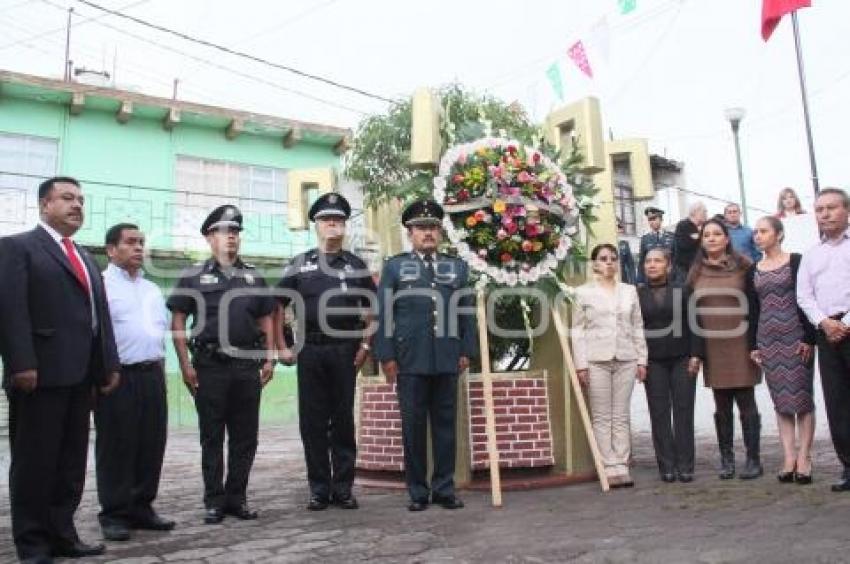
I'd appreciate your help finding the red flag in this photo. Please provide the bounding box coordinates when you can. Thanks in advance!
[762,0,811,41]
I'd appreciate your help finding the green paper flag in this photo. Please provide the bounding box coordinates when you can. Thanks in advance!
[619,0,637,15]
[546,63,565,101]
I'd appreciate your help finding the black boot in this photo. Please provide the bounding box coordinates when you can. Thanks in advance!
[714,412,735,480]
[739,412,764,480]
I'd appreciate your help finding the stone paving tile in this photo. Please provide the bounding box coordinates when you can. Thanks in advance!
[2,425,850,563]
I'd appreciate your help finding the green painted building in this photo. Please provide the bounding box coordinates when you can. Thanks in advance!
[0,69,354,428]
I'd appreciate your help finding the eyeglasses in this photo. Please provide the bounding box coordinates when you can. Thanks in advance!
[596,256,619,263]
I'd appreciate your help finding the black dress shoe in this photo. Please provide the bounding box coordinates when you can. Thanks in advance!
[332,494,359,509]
[408,500,429,511]
[677,472,694,483]
[794,472,813,485]
[224,503,258,520]
[660,472,676,483]
[101,522,131,541]
[777,470,796,483]
[830,478,850,492]
[307,496,330,511]
[204,507,225,524]
[131,513,176,531]
[432,495,464,509]
[52,540,106,558]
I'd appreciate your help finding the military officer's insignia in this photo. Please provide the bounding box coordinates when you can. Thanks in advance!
[328,194,338,204]
[299,263,318,273]
[200,273,219,284]
[244,272,255,285]
[343,264,354,272]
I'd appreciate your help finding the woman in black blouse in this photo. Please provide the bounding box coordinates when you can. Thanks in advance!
[638,248,703,482]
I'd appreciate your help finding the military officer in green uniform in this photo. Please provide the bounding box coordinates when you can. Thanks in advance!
[637,206,675,284]
[167,205,276,525]
[374,199,478,512]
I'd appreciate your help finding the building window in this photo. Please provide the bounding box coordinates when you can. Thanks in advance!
[175,155,287,208]
[302,183,319,226]
[612,157,636,236]
[0,133,59,233]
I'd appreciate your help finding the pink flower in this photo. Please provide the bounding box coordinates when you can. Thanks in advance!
[478,248,488,258]
[525,224,541,237]
[458,153,468,165]
[506,222,519,235]
[497,228,508,240]
[522,240,534,252]
[517,171,532,184]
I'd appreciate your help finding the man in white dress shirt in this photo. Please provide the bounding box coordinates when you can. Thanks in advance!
[95,223,175,541]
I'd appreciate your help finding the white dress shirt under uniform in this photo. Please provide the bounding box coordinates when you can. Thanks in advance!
[103,263,167,364]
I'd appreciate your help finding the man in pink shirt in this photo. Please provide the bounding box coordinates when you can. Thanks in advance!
[797,187,850,492]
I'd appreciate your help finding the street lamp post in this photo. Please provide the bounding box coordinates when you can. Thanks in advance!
[724,107,748,225]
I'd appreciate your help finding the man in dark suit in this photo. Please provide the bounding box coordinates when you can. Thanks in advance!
[374,199,478,512]
[0,177,120,563]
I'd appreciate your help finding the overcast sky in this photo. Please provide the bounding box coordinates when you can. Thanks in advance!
[1,0,847,218]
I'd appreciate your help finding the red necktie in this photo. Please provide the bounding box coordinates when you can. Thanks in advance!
[61,237,91,295]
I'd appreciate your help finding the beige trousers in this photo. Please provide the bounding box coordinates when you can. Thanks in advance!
[587,360,637,478]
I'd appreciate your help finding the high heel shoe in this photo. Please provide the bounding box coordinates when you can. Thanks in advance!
[795,458,813,485]
[777,462,796,484]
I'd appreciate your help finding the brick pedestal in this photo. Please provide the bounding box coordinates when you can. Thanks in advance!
[355,373,554,477]
[468,377,554,470]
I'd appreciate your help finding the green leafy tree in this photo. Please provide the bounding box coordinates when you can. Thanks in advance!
[346,84,598,370]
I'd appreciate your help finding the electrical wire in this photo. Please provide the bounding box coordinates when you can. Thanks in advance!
[34,0,372,117]
[0,0,150,50]
[74,0,399,105]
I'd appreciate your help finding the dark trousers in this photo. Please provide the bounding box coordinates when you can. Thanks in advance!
[713,387,758,419]
[6,382,91,561]
[396,373,458,502]
[645,357,696,474]
[817,333,850,477]
[296,341,358,499]
[193,358,261,509]
[94,362,168,526]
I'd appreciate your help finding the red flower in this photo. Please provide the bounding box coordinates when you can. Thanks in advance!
[458,189,470,201]
[500,252,513,264]
[521,240,534,252]
[452,174,465,184]
[532,152,541,164]
[507,145,517,155]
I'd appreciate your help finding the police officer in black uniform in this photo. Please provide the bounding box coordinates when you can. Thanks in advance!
[275,193,376,511]
[637,206,675,284]
[167,205,276,525]
[374,199,478,512]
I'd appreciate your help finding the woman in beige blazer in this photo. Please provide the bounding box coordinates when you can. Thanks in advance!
[572,243,648,487]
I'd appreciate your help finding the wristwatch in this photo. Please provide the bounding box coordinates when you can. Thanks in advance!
[360,342,371,351]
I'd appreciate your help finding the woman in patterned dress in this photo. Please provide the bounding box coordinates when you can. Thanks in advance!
[748,216,817,484]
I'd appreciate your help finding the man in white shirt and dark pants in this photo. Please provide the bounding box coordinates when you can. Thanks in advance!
[95,223,175,540]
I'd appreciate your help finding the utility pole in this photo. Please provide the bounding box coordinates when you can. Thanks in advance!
[63,7,74,81]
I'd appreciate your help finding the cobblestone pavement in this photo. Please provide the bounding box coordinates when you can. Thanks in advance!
[1,425,849,564]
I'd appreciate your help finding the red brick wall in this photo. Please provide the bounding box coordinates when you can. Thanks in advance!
[356,376,554,473]
[469,378,554,470]
[356,383,405,472]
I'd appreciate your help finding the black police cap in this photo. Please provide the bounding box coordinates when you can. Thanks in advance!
[201,205,243,235]
[308,192,351,221]
[644,206,665,218]
[401,199,444,227]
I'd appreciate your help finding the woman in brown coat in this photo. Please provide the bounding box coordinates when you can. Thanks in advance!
[687,218,763,480]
